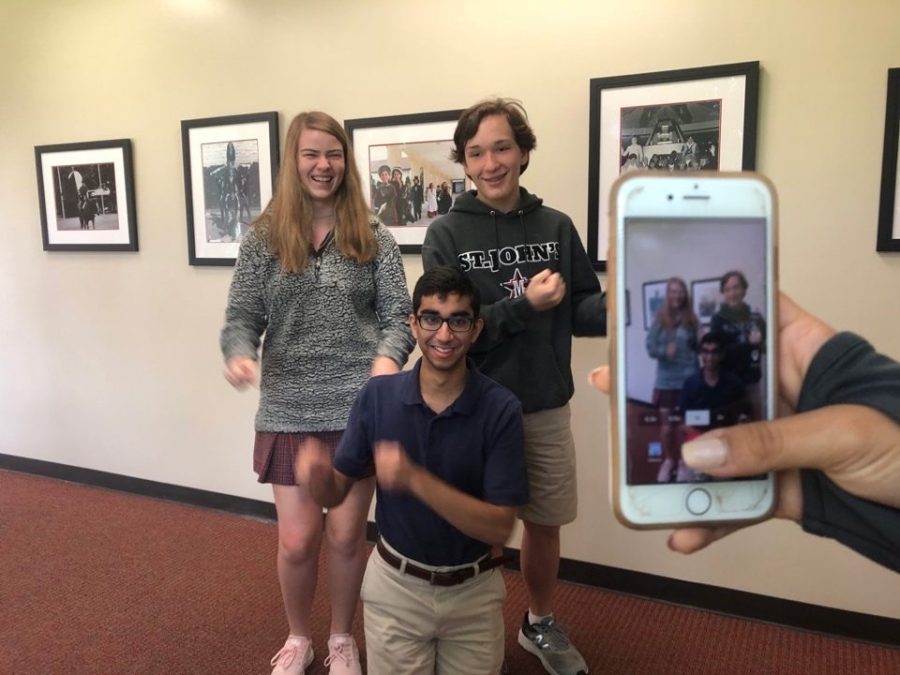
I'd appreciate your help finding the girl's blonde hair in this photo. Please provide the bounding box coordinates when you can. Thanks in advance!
[256,111,377,273]
[656,276,699,331]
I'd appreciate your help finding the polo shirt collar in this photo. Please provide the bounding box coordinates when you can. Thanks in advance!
[401,357,482,416]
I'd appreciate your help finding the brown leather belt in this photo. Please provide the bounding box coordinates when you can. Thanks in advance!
[376,538,508,587]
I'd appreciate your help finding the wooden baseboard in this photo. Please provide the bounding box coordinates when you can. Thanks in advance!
[0,453,277,521]
[3,452,898,647]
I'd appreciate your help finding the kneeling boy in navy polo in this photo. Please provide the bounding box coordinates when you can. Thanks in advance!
[296,266,528,675]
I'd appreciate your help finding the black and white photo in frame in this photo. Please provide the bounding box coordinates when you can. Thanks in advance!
[182,112,279,265]
[587,61,760,270]
[35,138,138,252]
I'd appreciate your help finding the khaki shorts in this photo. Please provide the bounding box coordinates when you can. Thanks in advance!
[518,404,578,526]
[360,547,506,675]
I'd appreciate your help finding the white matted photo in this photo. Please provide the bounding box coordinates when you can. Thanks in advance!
[181,112,279,266]
[345,110,469,253]
[691,277,722,325]
[587,62,759,270]
[35,139,138,252]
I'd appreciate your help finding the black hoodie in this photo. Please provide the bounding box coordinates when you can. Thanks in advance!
[422,188,606,413]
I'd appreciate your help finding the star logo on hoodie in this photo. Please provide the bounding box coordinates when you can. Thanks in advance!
[501,268,529,299]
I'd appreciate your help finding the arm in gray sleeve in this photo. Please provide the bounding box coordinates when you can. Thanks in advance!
[373,225,415,367]
[798,332,900,572]
[646,321,667,360]
[220,229,269,362]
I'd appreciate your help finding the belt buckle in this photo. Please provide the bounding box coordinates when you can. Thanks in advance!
[430,569,451,586]
[428,569,457,585]
[431,566,474,586]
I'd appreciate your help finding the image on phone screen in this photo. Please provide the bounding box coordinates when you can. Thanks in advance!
[623,216,769,486]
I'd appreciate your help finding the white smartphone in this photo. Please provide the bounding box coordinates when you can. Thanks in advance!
[609,172,777,529]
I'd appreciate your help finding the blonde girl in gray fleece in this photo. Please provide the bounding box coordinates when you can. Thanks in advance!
[221,111,414,675]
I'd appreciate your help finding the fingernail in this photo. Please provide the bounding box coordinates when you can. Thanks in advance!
[682,436,728,469]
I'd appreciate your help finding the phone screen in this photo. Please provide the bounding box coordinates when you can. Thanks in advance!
[622,216,770,486]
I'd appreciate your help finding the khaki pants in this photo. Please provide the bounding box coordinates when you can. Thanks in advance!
[518,404,578,526]
[361,548,506,675]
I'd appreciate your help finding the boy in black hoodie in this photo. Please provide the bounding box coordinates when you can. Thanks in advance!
[422,98,606,675]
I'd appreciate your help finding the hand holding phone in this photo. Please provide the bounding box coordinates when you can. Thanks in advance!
[608,172,778,528]
[594,291,900,569]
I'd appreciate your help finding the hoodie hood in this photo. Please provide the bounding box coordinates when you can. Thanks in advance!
[447,188,545,254]
[449,188,543,217]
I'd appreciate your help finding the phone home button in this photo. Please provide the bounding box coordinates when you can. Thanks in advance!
[685,488,712,515]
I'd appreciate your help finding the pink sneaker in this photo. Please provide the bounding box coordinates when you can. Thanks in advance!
[270,635,314,675]
[324,634,362,675]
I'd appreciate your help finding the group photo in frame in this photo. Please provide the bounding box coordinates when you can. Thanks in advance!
[181,111,280,266]
[877,67,900,252]
[344,109,468,253]
[35,139,138,252]
[587,61,760,270]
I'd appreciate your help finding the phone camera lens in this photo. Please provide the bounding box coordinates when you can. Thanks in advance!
[667,194,673,201]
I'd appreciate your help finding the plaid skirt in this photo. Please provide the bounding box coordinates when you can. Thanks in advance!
[253,430,344,485]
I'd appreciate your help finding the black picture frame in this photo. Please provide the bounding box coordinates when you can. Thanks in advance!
[35,139,138,252]
[587,61,760,271]
[181,111,280,266]
[344,109,467,254]
[624,288,631,327]
[877,68,900,252]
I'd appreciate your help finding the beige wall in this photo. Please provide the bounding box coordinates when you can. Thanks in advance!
[2,0,899,619]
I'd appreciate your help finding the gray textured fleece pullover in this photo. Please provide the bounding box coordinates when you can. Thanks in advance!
[221,222,414,432]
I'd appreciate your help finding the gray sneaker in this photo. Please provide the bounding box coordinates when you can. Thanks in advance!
[517,613,588,675]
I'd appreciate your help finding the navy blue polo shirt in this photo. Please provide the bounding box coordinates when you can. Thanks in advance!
[334,358,528,566]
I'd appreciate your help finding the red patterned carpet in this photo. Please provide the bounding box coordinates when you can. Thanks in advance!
[2,470,897,674]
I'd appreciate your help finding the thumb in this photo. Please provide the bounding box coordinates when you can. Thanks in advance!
[588,366,610,394]
[531,268,552,283]
[681,407,851,477]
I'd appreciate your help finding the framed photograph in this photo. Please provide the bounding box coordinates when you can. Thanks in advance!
[587,61,760,270]
[877,68,900,252]
[691,277,722,325]
[642,279,669,330]
[181,112,280,266]
[35,139,138,252]
[344,110,469,254]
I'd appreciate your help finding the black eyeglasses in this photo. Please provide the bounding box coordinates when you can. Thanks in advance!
[415,313,475,333]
